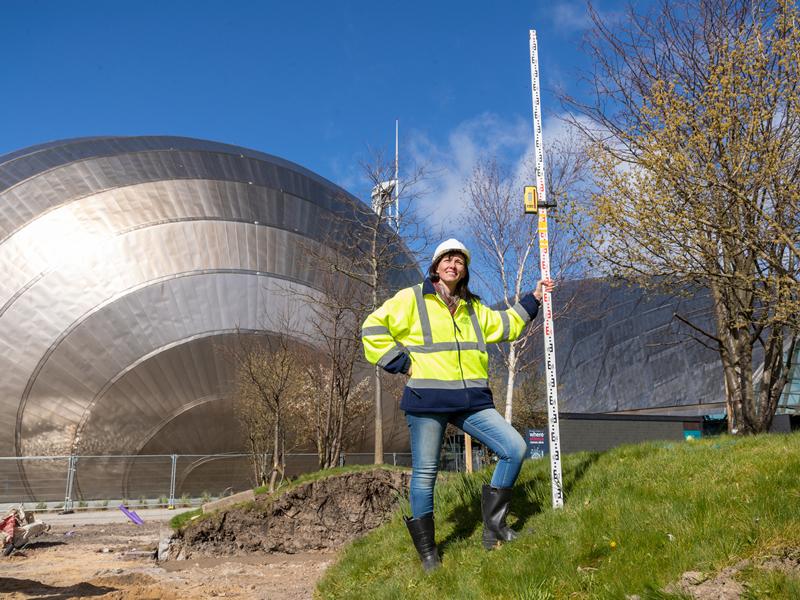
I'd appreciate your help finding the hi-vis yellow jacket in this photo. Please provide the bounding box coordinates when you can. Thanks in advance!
[361,278,540,412]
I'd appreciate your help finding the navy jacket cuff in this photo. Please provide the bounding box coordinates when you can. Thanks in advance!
[383,351,411,374]
[519,294,540,320]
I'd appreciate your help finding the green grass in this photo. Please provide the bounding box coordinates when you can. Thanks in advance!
[740,566,800,599]
[169,507,202,529]
[316,433,800,600]
[253,463,410,496]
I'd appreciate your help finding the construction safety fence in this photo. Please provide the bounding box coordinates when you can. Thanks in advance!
[0,450,480,511]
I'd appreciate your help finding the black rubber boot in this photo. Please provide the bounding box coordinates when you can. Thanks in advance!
[481,484,518,550]
[404,515,441,572]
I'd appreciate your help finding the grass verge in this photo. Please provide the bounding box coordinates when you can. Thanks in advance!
[253,463,409,497]
[316,432,800,599]
[169,507,202,530]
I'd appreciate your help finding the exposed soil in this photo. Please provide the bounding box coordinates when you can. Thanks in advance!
[170,468,411,559]
[0,469,411,599]
[626,547,800,600]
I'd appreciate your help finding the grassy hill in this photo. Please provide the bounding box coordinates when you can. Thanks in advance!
[316,432,800,599]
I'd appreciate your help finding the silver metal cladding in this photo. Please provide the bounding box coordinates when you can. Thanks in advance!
[0,136,419,501]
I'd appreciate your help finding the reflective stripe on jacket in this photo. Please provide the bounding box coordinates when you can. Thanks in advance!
[361,278,540,412]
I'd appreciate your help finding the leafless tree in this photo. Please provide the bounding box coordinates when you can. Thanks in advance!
[489,362,548,432]
[293,261,373,469]
[461,133,588,423]
[229,329,306,491]
[301,151,431,463]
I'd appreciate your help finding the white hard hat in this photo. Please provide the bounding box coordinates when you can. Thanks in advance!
[432,238,471,266]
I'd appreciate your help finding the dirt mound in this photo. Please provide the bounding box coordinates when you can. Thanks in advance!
[171,468,410,559]
[657,547,800,600]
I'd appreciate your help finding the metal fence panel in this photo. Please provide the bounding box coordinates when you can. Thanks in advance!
[0,452,419,507]
[0,457,70,504]
[173,454,253,499]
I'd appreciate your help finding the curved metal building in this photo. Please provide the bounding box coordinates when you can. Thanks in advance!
[0,136,418,501]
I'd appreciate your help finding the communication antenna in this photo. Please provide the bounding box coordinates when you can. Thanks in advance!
[370,121,400,230]
[395,119,400,229]
[528,29,564,510]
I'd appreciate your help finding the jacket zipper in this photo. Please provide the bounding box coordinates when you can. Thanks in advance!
[432,292,470,405]
[451,312,470,406]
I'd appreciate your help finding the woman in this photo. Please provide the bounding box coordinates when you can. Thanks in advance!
[362,238,553,571]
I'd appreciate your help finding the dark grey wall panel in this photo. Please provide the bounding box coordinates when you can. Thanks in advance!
[560,417,687,453]
[523,280,728,415]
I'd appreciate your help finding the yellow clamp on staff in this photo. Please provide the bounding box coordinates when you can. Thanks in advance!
[524,185,538,214]
[524,185,557,214]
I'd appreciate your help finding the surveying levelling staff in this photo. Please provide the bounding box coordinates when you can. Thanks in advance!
[362,238,554,571]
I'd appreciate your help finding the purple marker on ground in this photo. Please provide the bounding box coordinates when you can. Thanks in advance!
[118,504,144,525]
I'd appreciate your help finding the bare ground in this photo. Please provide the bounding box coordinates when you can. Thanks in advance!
[0,521,335,599]
[665,548,800,600]
[0,469,410,600]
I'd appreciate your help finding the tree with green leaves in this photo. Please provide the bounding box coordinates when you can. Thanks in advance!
[564,0,800,433]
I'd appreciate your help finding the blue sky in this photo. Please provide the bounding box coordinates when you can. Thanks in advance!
[1,0,640,228]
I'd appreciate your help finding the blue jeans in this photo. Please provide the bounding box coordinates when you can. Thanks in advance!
[405,408,528,518]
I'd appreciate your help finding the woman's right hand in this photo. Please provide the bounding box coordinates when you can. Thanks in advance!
[533,279,555,301]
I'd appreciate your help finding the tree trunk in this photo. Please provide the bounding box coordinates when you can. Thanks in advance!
[504,343,518,423]
[269,417,279,492]
[248,436,261,488]
[332,372,347,468]
[756,330,795,432]
[711,282,761,434]
[717,327,757,433]
[319,356,337,470]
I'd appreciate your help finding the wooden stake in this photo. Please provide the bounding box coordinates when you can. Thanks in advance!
[465,433,473,473]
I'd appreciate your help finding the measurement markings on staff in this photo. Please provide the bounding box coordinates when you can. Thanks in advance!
[527,28,564,510]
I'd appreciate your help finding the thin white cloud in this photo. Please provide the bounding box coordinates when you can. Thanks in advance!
[511,113,583,187]
[406,113,529,230]
[327,111,596,230]
[329,156,361,195]
[545,1,625,36]
[550,1,592,32]
[407,112,590,232]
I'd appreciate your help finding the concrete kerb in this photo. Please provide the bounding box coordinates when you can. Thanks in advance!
[39,508,180,526]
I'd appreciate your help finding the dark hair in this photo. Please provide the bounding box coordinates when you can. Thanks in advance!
[428,252,481,304]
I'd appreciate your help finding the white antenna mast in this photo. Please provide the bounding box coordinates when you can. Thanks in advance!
[394,119,400,229]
